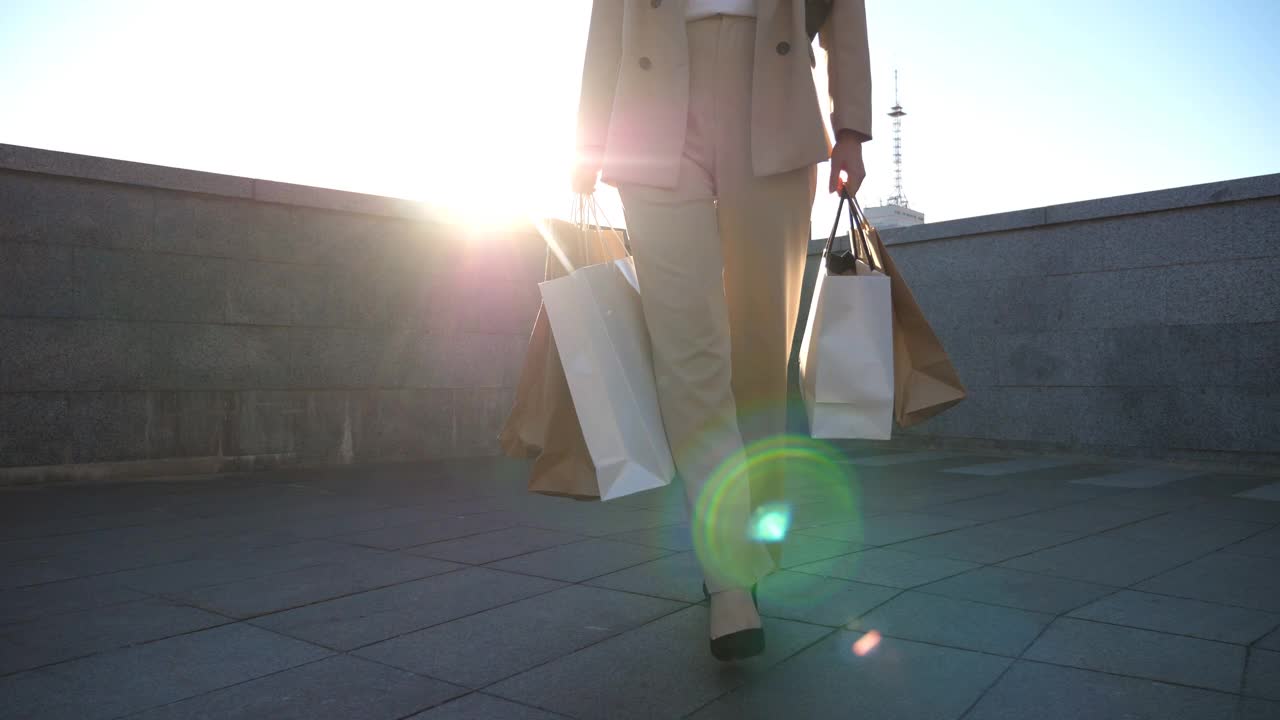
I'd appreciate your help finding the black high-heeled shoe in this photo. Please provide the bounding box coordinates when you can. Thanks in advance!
[703,583,764,661]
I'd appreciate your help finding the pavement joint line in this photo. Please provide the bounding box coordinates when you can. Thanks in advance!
[1240,647,1256,696]
[678,625,844,719]
[466,598,695,695]
[1044,614,1250,650]
[1010,656,1249,699]
[403,531,595,564]
[1248,619,1280,648]
[472,691,579,720]
[956,648,1018,720]
[108,652,345,720]
[160,561,480,623]
[262,576,575,656]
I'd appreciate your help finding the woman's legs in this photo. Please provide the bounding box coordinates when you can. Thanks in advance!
[718,166,818,567]
[616,16,815,648]
[619,176,776,599]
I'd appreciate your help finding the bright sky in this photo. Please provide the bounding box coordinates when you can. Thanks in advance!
[2,1,1277,231]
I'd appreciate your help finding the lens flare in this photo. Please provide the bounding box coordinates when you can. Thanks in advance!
[853,630,882,656]
[692,434,859,591]
[749,503,792,542]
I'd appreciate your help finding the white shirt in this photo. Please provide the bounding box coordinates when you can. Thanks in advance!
[686,0,757,21]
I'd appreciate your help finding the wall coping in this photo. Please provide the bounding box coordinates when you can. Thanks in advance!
[5,142,1278,238]
[877,172,1280,245]
[0,143,431,221]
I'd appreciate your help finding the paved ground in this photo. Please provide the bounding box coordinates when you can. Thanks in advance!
[2,450,1280,719]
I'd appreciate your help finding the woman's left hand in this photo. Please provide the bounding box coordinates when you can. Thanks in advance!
[828,129,867,194]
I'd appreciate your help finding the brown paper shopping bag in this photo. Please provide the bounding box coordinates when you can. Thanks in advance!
[864,218,967,427]
[499,207,630,499]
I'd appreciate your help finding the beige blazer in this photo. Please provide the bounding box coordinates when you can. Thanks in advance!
[576,0,872,189]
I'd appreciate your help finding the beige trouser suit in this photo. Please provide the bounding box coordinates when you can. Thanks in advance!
[576,0,872,594]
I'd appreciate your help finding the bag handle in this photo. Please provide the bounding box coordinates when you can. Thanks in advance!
[572,193,629,259]
[825,188,883,273]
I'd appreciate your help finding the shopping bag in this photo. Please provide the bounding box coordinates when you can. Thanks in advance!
[538,213,675,501]
[798,190,895,439]
[499,206,631,500]
[864,223,968,427]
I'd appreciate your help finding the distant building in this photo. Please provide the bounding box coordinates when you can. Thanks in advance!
[864,203,925,229]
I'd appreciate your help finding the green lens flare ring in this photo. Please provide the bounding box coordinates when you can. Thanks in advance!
[691,434,855,587]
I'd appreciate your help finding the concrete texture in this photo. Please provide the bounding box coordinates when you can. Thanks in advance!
[1,145,542,482]
[0,453,1277,718]
[4,142,1278,480]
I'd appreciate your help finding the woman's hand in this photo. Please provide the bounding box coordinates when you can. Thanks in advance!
[571,153,601,195]
[828,129,867,194]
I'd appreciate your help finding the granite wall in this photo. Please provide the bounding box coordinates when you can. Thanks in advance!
[792,173,1280,467]
[0,144,544,483]
[3,143,1277,483]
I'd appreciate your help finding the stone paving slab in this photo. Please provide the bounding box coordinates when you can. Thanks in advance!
[356,585,684,689]
[1068,590,1280,645]
[104,539,402,595]
[795,511,978,545]
[126,655,466,720]
[1245,648,1280,701]
[584,551,707,603]
[249,567,563,651]
[1070,466,1207,489]
[0,623,332,720]
[1137,552,1280,613]
[1237,697,1280,720]
[1258,626,1280,651]
[1237,482,1280,501]
[0,574,147,626]
[944,457,1083,476]
[755,570,899,628]
[794,548,980,589]
[485,538,671,583]
[1100,510,1272,552]
[1024,616,1246,692]
[965,660,1239,720]
[1001,535,1208,587]
[855,590,1054,656]
[409,693,570,719]
[487,605,828,720]
[922,491,1080,522]
[1,457,1277,719]
[0,596,228,675]
[917,565,1115,615]
[604,523,694,552]
[171,551,463,618]
[842,450,968,466]
[407,526,587,565]
[690,634,1011,720]
[889,523,1080,564]
[1229,526,1280,559]
[991,500,1164,535]
[337,511,525,550]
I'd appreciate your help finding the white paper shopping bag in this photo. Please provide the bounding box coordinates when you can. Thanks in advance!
[798,191,895,439]
[539,234,675,501]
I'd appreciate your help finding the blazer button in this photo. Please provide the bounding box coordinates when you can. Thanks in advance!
[638,56,652,70]
[650,0,662,7]
[776,41,791,55]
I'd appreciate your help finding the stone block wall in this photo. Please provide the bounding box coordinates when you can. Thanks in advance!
[793,173,1280,466]
[3,143,1276,481]
[0,144,544,483]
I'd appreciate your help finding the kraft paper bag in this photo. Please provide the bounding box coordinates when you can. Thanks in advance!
[539,249,675,501]
[499,208,630,500]
[865,213,968,426]
[799,191,895,439]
